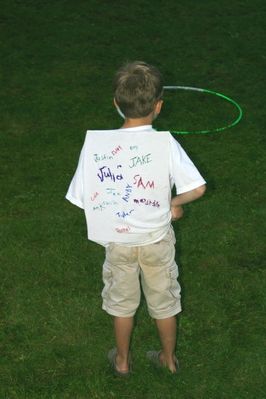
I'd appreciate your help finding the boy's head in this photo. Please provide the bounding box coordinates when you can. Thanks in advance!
[113,61,163,119]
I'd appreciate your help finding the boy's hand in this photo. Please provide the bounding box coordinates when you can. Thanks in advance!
[171,205,184,221]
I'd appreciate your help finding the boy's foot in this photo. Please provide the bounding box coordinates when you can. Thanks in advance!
[146,350,179,373]
[108,348,132,377]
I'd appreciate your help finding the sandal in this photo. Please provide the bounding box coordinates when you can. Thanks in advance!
[108,348,132,377]
[146,350,179,373]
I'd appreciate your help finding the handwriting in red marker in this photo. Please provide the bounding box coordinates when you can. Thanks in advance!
[133,198,160,207]
[133,174,154,189]
[111,145,122,156]
[115,226,131,233]
[91,192,99,201]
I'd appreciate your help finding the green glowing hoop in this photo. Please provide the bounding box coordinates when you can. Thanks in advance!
[163,85,243,135]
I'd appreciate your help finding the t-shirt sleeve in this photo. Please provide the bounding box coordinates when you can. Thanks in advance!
[169,135,206,194]
[65,144,85,209]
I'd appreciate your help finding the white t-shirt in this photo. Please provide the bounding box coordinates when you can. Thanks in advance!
[66,125,206,246]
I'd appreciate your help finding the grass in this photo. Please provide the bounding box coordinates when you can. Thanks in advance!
[1,0,266,398]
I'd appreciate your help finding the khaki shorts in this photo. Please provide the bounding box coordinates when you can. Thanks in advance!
[101,227,181,319]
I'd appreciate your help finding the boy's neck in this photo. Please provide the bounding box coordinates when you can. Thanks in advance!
[121,115,153,129]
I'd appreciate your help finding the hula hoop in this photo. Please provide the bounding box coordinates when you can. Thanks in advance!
[163,85,243,134]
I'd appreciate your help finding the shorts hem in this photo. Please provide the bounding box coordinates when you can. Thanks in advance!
[148,305,182,320]
[102,305,136,318]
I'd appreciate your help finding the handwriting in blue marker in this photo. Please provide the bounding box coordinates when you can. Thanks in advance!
[94,153,113,163]
[122,184,133,202]
[129,145,138,151]
[116,209,134,218]
[129,153,152,168]
[97,165,123,183]
[93,200,119,211]
[106,188,121,196]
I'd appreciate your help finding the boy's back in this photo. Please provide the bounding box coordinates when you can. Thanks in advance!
[66,125,205,246]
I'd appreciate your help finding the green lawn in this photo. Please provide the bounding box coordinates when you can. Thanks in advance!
[1,0,265,398]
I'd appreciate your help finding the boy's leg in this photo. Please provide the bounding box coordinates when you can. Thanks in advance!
[113,316,134,372]
[155,316,178,373]
[102,245,140,372]
[139,228,181,372]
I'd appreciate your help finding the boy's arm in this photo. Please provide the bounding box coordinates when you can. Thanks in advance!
[170,204,184,221]
[171,184,206,221]
[171,184,206,208]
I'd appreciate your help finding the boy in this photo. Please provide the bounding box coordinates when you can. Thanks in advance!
[66,61,206,375]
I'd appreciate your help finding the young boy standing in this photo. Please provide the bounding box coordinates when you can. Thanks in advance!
[66,61,206,375]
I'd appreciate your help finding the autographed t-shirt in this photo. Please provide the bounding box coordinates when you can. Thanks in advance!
[66,125,206,246]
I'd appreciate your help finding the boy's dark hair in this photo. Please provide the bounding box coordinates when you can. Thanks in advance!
[113,61,163,118]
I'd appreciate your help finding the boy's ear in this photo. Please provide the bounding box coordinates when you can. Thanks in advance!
[152,100,163,121]
[114,98,126,119]
[155,100,163,114]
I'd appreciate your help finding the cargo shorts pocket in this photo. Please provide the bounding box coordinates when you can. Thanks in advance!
[102,261,113,301]
[167,263,180,298]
